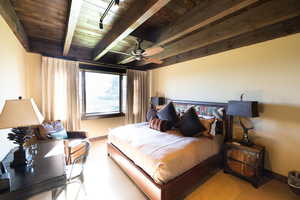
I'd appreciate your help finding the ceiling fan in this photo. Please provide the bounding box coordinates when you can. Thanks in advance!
[111,39,164,65]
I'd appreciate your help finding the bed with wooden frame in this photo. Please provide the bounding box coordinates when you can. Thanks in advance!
[107,100,233,200]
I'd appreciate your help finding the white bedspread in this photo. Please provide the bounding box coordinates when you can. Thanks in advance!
[108,122,223,184]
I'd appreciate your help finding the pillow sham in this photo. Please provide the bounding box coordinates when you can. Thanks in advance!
[149,118,169,132]
[157,102,179,127]
[179,107,206,137]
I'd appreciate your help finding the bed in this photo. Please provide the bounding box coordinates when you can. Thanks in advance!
[107,100,233,200]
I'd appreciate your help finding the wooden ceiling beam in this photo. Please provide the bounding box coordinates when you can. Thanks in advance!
[118,0,258,65]
[0,0,30,51]
[155,0,259,46]
[63,0,83,56]
[30,37,145,71]
[92,0,172,61]
[146,16,300,69]
[138,0,300,66]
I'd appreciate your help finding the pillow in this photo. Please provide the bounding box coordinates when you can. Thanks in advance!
[157,102,179,127]
[38,121,68,140]
[146,104,157,121]
[213,107,224,120]
[199,118,216,139]
[156,105,165,111]
[179,107,206,137]
[149,118,169,132]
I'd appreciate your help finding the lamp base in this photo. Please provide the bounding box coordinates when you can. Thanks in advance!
[239,139,254,147]
[240,132,254,147]
[10,147,28,168]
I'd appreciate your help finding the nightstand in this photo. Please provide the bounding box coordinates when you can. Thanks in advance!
[224,140,265,188]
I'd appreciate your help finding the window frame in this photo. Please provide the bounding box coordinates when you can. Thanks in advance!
[81,68,125,120]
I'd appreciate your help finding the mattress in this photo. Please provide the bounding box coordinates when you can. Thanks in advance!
[108,122,223,184]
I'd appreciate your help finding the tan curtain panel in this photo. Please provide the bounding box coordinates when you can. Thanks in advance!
[126,69,149,124]
[41,56,81,131]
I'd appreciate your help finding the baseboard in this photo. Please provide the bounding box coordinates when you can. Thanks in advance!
[89,135,107,142]
[264,169,287,183]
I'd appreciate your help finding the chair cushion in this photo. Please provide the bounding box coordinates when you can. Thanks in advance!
[179,107,206,137]
[38,121,68,140]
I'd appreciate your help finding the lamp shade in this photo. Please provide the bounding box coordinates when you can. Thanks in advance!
[151,97,165,106]
[0,98,44,129]
[227,101,259,117]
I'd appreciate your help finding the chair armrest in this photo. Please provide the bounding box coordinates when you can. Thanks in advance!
[67,131,88,139]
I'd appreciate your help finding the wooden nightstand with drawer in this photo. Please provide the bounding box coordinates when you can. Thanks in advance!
[224,141,265,188]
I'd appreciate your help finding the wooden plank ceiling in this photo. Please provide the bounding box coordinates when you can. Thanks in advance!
[2,0,300,70]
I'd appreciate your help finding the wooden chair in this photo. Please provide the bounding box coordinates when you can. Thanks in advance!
[52,140,91,200]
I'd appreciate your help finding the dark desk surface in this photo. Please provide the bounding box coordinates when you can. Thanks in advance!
[0,141,66,200]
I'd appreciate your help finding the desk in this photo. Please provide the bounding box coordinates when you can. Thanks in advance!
[0,141,66,200]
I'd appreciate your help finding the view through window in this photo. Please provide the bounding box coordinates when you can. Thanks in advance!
[85,72,120,114]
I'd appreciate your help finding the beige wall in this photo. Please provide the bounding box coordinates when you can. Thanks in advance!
[0,15,30,159]
[81,117,125,138]
[0,16,27,107]
[151,33,300,176]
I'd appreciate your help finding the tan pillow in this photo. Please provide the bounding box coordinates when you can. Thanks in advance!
[199,118,216,139]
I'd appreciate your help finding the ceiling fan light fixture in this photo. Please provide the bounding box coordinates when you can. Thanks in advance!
[135,55,142,61]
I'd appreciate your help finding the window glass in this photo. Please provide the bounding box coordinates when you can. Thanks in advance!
[85,72,120,114]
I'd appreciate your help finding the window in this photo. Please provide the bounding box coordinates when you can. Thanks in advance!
[81,70,126,119]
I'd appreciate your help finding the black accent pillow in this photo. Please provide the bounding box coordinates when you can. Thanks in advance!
[179,107,206,137]
[157,102,179,127]
[146,104,157,122]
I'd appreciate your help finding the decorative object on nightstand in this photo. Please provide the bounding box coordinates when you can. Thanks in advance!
[288,171,300,195]
[227,94,259,146]
[224,140,265,188]
[0,97,44,168]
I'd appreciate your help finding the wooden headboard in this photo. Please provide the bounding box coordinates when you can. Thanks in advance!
[166,99,233,142]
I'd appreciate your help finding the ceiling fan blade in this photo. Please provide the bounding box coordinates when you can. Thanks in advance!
[110,50,131,56]
[143,57,163,64]
[119,56,136,64]
[142,46,164,57]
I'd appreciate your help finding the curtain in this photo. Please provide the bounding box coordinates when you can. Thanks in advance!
[126,69,149,124]
[41,56,81,131]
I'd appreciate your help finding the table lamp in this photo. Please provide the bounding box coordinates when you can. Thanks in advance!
[150,97,165,106]
[0,97,44,168]
[227,95,259,146]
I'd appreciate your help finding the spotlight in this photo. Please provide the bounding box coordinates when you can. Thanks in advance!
[99,20,103,29]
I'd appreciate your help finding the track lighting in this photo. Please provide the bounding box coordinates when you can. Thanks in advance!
[99,0,119,30]
[99,20,103,29]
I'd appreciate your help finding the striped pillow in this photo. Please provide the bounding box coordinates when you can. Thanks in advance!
[149,118,169,132]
